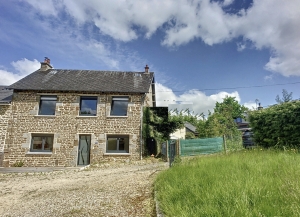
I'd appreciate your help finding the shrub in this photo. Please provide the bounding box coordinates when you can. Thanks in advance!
[249,101,300,148]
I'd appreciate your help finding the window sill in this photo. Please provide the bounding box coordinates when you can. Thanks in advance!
[104,153,131,156]
[76,115,98,118]
[34,115,56,118]
[107,116,128,118]
[26,152,53,156]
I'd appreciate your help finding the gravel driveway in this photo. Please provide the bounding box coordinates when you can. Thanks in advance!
[0,160,168,217]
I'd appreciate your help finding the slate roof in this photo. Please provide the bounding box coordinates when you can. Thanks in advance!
[9,69,155,93]
[0,86,13,104]
[184,122,198,134]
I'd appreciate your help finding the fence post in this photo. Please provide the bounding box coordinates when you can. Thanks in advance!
[166,140,169,162]
[176,139,180,157]
[223,135,227,154]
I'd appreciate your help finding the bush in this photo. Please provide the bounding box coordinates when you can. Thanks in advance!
[249,101,300,148]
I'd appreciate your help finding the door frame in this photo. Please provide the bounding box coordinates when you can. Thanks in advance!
[77,134,91,166]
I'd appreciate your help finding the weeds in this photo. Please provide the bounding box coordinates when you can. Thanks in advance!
[155,150,300,217]
[12,161,24,167]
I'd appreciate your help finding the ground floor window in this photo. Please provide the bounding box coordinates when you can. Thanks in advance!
[106,135,129,153]
[31,134,53,152]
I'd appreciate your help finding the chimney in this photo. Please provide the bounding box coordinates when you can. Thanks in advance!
[40,57,53,71]
[144,64,149,74]
[258,103,263,110]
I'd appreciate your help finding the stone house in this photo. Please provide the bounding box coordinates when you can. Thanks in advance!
[170,122,199,139]
[1,60,155,167]
[0,86,13,167]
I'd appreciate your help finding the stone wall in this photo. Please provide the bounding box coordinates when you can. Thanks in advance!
[0,104,11,167]
[3,91,146,167]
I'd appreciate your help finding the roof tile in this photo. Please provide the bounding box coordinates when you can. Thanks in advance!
[9,69,154,93]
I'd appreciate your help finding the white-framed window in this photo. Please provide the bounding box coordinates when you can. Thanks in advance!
[31,134,54,152]
[39,95,57,115]
[110,96,129,116]
[80,96,97,116]
[106,135,129,153]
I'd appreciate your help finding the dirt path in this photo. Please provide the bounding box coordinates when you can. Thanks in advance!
[0,161,168,217]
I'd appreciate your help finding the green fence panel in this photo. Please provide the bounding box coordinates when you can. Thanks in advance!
[180,137,223,156]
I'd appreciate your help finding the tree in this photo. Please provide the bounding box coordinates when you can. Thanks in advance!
[143,107,184,141]
[196,96,247,138]
[275,89,293,104]
[214,96,248,119]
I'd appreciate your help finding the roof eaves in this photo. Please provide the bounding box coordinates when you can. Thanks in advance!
[0,101,11,105]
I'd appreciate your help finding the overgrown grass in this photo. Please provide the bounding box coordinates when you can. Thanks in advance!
[155,150,300,216]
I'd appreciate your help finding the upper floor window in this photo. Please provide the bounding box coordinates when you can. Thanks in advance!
[80,96,97,116]
[39,95,57,115]
[31,134,53,152]
[110,96,129,116]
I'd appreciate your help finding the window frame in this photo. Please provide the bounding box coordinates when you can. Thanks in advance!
[106,135,129,153]
[30,134,54,152]
[79,96,98,116]
[110,96,129,116]
[38,95,57,116]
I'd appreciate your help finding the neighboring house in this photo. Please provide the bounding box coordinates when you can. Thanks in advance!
[184,122,199,137]
[234,116,250,130]
[2,59,155,167]
[0,86,13,167]
[171,122,198,139]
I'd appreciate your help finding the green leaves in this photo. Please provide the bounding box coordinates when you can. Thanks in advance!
[215,96,248,119]
[275,89,293,104]
[143,107,184,141]
[198,96,245,138]
[249,101,300,148]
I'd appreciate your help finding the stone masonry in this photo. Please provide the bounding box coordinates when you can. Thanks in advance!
[3,91,149,167]
[0,105,11,167]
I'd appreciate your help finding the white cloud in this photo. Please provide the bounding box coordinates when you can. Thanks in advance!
[223,0,234,7]
[23,0,300,77]
[264,74,273,80]
[156,83,241,116]
[11,58,40,75]
[243,101,257,110]
[22,0,60,16]
[0,59,39,85]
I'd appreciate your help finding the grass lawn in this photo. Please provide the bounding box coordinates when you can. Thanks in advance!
[155,150,300,217]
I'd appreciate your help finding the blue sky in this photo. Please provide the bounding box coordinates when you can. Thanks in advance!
[1,0,300,115]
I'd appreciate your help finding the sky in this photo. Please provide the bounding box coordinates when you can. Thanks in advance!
[1,0,300,116]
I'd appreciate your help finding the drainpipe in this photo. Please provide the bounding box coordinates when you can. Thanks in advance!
[140,93,146,160]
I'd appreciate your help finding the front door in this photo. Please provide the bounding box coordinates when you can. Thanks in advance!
[78,135,91,166]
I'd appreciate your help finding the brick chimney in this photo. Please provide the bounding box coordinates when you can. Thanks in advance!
[40,57,53,71]
[144,64,149,74]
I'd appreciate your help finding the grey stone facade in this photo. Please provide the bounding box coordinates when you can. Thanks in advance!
[3,90,151,167]
[0,105,11,167]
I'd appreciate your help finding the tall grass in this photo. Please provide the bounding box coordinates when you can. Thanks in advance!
[155,150,300,217]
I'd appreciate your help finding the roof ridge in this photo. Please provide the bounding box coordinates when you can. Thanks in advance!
[47,69,153,73]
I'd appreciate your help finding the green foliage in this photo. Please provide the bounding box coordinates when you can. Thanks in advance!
[166,97,246,139]
[185,132,196,139]
[155,150,300,217]
[13,161,24,167]
[275,89,293,104]
[198,96,245,138]
[249,100,300,148]
[170,108,204,126]
[143,107,184,142]
[215,96,248,119]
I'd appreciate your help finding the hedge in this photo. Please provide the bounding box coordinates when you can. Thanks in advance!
[249,101,300,148]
